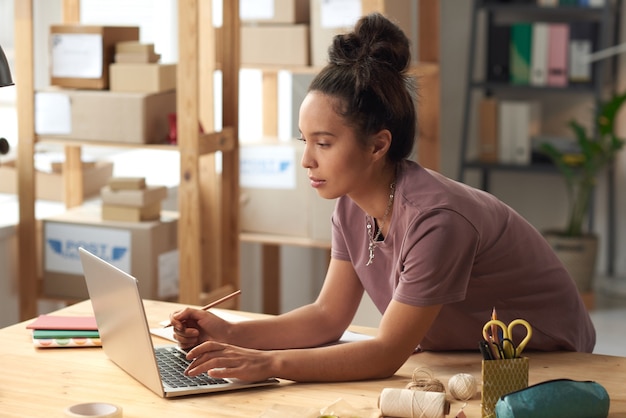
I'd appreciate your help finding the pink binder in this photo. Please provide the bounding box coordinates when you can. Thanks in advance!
[547,24,569,87]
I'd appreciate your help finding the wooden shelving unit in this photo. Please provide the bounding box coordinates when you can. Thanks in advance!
[14,0,240,320]
[14,1,440,320]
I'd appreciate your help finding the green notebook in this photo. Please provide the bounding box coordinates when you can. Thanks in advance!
[32,329,100,339]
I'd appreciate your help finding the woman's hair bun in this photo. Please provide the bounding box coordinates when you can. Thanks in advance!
[328,13,411,74]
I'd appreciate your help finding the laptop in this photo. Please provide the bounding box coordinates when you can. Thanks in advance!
[78,247,280,397]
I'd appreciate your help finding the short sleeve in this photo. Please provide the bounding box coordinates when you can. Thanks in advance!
[394,209,480,306]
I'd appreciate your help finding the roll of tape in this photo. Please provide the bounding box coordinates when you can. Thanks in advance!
[64,402,123,418]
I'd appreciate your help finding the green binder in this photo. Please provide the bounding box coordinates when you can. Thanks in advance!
[510,23,532,85]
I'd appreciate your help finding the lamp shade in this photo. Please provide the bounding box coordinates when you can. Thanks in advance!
[0,44,14,88]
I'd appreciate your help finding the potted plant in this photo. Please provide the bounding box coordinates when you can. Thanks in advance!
[540,92,626,293]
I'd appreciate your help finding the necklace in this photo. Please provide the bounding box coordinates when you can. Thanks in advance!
[366,181,396,266]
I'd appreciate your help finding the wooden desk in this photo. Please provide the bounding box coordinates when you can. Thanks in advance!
[2,300,625,417]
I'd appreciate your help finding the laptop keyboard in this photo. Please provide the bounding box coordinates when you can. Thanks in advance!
[155,346,228,388]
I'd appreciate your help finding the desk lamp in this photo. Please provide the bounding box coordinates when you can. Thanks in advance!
[0,44,13,156]
[0,44,13,88]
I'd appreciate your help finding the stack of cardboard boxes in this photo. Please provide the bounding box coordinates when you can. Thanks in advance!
[101,177,168,222]
[240,0,416,67]
[35,25,176,145]
[109,41,177,94]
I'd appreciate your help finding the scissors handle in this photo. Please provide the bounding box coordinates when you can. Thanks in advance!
[507,319,533,357]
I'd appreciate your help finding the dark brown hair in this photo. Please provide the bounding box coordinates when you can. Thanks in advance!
[309,13,417,162]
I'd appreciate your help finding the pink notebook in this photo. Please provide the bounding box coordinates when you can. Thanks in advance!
[26,315,98,331]
[547,24,569,87]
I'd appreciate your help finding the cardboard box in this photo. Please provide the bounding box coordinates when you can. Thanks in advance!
[35,89,175,144]
[241,0,310,24]
[50,25,140,89]
[115,51,161,64]
[310,0,415,67]
[102,202,162,222]
[101,185,168,207]
[241,24,310,66]
[42,206,179,300]
[110,63,176,93]
[115,41,155,54]
[0,160,113,202]
[108,177,147,191]
[239,141,335,242]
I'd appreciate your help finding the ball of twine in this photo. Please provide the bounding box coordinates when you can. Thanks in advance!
[447,373,477,401]
[405,366,445,393]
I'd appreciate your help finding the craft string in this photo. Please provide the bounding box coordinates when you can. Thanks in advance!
[379,388,447,418]
[406,367,445,393]
[448,373,477,401]
[378,366,447,418]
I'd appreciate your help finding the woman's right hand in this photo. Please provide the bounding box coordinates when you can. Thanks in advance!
[169,308,231,349]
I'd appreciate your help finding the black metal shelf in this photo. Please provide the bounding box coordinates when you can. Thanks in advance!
[459,0,620,276]
[470,81,596,94]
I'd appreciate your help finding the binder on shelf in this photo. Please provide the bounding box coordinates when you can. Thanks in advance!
[569,21,597,84]
[487,25,511,82]
[547,23,569,87]
[510,23,532,85]
[530,22,549,86]
[479,96,499,163]
[498,100,541,165]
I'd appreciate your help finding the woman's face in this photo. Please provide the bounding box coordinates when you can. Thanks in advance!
[298,91,375,200]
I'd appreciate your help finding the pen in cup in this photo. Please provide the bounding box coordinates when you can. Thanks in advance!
[164,289,241,328]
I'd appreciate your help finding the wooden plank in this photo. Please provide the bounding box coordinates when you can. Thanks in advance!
[197,128,235,155]
[198,0,220,297]
[177,0,203,305]
[419,0,440,63]
[62,0,80,23]
[15,0,37,321]
[262,71,279,137]
[220,0,241,306]
[411,63,440,171]
[262,244,280,315]
[63,146,84,208]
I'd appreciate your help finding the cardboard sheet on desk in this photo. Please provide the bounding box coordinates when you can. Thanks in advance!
[150,309,373,344]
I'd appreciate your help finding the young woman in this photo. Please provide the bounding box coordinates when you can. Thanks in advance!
[170,13,595,383]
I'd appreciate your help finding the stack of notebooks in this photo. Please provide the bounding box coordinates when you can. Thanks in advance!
[27,315,101,348]
[101,177,168,222]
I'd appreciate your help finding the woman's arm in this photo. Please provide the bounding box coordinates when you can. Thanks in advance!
[171,258,365,350]
[184,299,441,382]
[181,259,442,382]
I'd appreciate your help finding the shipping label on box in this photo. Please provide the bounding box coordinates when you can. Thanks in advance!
[44,223,132,275]
[51,33,103,79]
[241,0,310,24]
[240,145,297,189]
[42,207,179,300]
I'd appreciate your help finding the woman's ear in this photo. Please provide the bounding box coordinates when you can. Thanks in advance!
[370,129,392,161]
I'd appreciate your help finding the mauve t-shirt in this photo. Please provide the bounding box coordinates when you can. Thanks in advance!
[331,160,595,352]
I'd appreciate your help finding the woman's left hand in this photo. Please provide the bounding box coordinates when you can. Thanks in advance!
[184,341,276,382]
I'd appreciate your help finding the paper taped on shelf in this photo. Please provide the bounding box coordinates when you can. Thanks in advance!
[239,141,335,241]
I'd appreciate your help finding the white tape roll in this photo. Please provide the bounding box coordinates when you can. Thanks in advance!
[64,402,123,418]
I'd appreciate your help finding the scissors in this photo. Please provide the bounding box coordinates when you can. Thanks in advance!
[482,319,533,359]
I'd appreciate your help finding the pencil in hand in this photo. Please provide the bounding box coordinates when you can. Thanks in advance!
[164,289,241,328]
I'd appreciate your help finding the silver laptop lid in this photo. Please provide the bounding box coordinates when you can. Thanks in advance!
[79,247,165,396]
